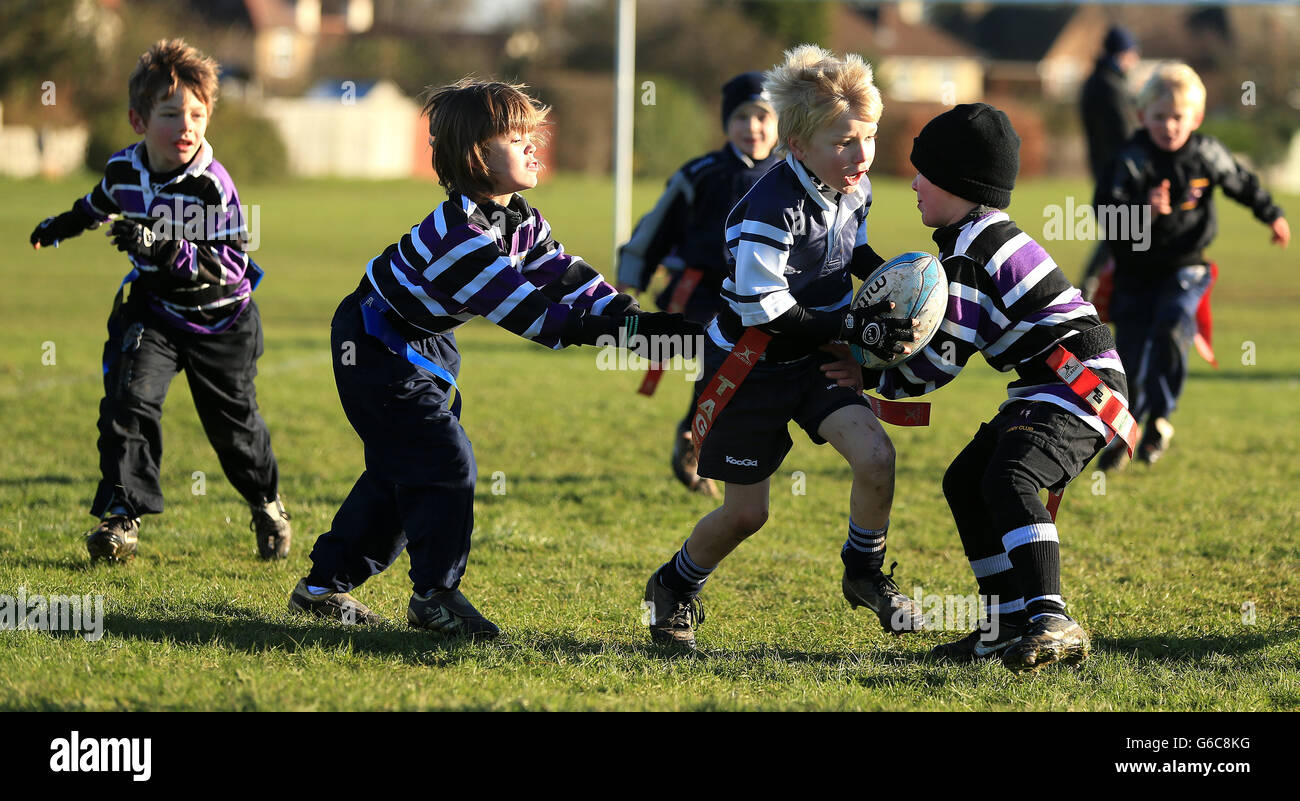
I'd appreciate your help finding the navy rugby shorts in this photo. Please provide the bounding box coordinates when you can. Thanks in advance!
[695,343,869,484]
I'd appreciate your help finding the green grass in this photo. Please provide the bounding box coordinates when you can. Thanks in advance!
[1,171,1297,710]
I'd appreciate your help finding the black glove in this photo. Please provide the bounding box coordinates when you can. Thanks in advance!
[562,310,701,357]
[109,218,182,266]
[838,299,915,361]
[30,205,99,248]
[622,312,702,358]
[623,311,700,340]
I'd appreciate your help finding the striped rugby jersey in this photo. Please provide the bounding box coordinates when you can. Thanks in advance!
[874,208,1129,437]
[79,140,254,334]
[710,153,868,360]
[365,192,633,349]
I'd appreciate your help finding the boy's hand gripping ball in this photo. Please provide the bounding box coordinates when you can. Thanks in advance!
[848,251,948,369]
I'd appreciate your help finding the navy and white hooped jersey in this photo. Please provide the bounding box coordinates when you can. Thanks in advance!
[710,153,868,353]
[79,140,254,334]
[874,208,1129,437]
[365,192,635,349]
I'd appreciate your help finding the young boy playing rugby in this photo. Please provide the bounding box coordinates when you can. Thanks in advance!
[834,103,1133,671]
[617,72,779,497]
[640,46,925,650]
[288,79,696,636]
[29,39,290,563]
[1095,63,1289,471]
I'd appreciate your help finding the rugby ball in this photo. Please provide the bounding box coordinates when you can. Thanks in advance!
[848,251,948,369]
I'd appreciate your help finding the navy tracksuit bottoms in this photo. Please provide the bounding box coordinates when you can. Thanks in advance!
[1110,265,1212,424]
[305,286,475,596]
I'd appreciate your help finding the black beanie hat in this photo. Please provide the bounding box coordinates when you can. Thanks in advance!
[721,72,767,130]
[910,103,1020,209]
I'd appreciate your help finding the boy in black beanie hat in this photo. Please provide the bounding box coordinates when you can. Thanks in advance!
[827,103,1135,672]
[617,71,779,497]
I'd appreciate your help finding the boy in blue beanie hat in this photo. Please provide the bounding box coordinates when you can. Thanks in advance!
[617,72,779,497]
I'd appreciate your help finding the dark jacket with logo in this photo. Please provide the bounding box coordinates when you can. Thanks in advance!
[1094,130,1284,290]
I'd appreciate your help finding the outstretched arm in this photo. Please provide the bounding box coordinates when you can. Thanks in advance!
[30,195,106,250]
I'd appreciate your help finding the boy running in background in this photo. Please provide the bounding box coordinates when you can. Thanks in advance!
[617,72,779,497]
[29,39,290,563]
[640,46,925,650]
[288,79,696,637]
[833,103,1132,671]
[1095,62,1289,471]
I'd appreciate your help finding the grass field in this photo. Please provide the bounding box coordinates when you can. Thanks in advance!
[1,170,1297,711]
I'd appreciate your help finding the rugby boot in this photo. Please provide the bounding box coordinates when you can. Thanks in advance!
[1001,616,1091,673]
[250,496,291,560]
[408,588,500,639]
[288,578,384,625]
[927,618,1025,663]
[1096,440,1130,472]
[842,561,927,633]
[643,568,705,649]
[86,515,139,564]
[671,430,718,498]
[1136,417,1174,464]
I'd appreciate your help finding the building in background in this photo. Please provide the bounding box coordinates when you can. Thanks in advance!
[836,1,983,105]
[261,79,417,178]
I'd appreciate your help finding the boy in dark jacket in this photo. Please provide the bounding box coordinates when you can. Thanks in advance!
[617,72,779,497]
[1095,62,1289,470]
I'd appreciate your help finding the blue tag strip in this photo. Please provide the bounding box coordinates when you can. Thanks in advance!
[360,291,461,417]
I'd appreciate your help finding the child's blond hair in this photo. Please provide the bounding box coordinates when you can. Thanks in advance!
[128,39,220,121]
[1137,62,1207,114]
[422,78,550,200]
[763,45,882,150]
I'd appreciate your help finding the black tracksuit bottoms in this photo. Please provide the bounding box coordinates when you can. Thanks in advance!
[92,297,279,518]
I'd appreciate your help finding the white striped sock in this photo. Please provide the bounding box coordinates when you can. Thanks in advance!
[674,543,713,585]
[845,520,887,553]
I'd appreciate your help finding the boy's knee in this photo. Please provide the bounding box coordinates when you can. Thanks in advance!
[727,505,768,539]
[982,461,1041,505]
[850,429,895,477]
[112,386,164,424]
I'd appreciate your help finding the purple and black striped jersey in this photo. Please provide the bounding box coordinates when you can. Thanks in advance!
[365,192,633,349]
[80,140,254,334]
[874,208,1128,437]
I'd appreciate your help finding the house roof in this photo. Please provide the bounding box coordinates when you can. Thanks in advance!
[836,4,981,59]
[243,0,296,29]
[932,3,1079,63]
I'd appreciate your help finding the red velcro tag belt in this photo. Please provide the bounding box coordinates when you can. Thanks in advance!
[1045,343,1139,456]
[690,327,771,454]
[1045,488,1064,523]
[865,395,930,426]
[638,267,704,397]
